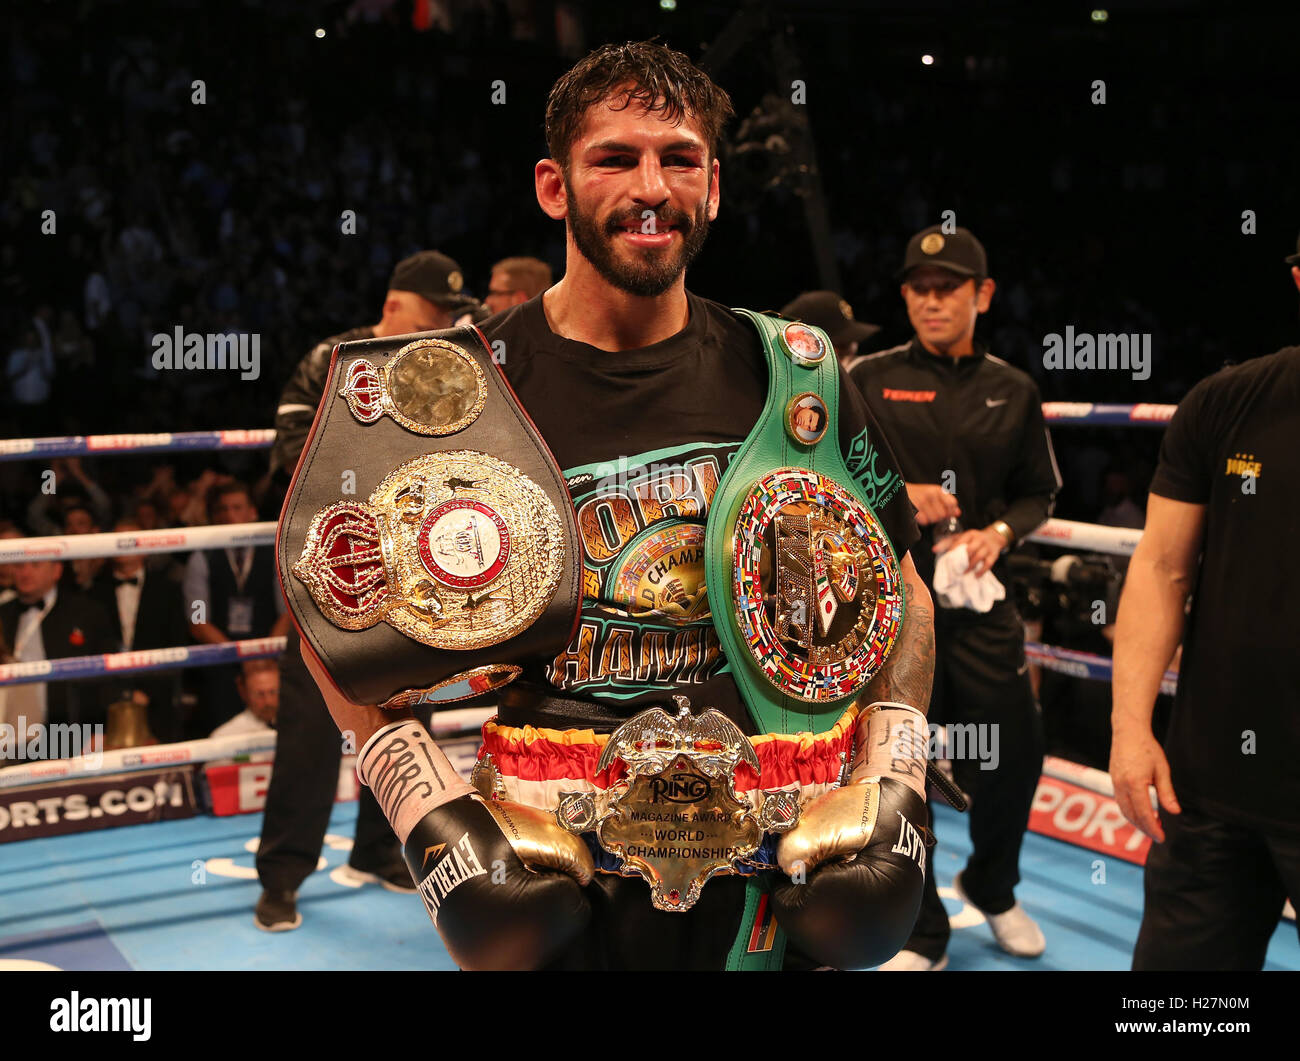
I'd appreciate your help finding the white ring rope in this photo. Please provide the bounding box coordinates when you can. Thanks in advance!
[0,521,276,563]
[1024,519,1141,556]
[0,402,1178,465]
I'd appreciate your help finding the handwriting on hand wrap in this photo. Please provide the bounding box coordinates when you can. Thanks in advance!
[368,732,438,820]
[889,720,928,781]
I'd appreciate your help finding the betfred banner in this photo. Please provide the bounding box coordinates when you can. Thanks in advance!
[0,768,197,843]
[1029,772,1151,865]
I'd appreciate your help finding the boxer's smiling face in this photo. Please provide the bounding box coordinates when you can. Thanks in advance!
[560,91,720,297]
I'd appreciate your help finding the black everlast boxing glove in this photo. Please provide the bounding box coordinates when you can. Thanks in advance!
[358,719,594,971]
[403,792,594,970]
[770,703,930,970]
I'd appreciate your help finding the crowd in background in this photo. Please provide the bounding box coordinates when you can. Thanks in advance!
[2,2,1291,763]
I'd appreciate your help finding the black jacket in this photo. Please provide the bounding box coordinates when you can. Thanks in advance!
[267,325,374,488]
[88,570,186,741]
[88,569,184,654]
[0,589,116,729]
[850,338,1061,587]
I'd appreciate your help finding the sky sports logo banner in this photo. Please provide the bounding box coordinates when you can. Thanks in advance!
[0,768,197,842]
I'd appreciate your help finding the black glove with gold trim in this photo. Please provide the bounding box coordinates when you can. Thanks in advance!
[770,704,929,969]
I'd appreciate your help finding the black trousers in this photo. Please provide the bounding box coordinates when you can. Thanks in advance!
[904,602,1045,960]
[1133,803,1300,970]
[256,627,401,893]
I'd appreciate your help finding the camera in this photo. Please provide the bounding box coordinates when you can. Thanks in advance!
[1004,551,1125,644]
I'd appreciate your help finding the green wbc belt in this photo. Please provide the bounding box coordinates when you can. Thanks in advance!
[704,310,907,737]
[707,310,909,971]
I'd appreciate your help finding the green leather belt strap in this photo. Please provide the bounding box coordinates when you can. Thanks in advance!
[723,879,785,971]
[704,309,904,735]
[709,309,906,971]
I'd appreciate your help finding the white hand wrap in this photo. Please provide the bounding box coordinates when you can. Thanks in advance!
[856,701,929,800]
[356,719,474,844]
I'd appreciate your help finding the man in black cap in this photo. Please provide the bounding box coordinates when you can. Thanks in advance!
[254,250,479,931]
[268,250,479,491]
[851,224,1061,969]
[1109,233,1300,969]
[780,290,882,372]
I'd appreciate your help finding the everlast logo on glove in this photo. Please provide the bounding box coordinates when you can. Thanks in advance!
[890,813,927,875]
[360,719,594,970]
[417,832,488,926]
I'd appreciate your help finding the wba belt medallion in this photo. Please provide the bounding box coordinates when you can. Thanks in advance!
[731,467,903,702]
[556,699,799,912]
[293,451,566,652]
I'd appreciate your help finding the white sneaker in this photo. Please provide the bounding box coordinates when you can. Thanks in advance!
[953,870,1045,957]
[876,949,949,971]
[333,863,417,894]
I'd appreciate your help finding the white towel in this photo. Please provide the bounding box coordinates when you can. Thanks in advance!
[932,544,1006,613]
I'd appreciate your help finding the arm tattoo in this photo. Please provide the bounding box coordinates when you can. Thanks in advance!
[863,574,935,713]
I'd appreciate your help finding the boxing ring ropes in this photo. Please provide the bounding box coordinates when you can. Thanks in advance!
[0,404,1171,799]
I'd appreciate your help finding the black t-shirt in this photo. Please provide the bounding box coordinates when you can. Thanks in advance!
[1148,346,1300,835]
[479,291,919,735]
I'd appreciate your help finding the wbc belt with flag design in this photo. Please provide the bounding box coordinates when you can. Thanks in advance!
[276,327,581,709]
[702,310,907,970]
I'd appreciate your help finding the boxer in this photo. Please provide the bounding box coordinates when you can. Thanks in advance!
[282,40,937,970]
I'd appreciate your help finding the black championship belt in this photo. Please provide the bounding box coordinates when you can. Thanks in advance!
[276,327,581,708]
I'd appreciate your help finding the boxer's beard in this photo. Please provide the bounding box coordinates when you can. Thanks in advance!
[565,178,710,297]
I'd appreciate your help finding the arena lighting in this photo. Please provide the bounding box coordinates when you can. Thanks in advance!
[921,53,935,65]
[660,0,677,10]
[1091,9,1109,21]
[314,27,326,38]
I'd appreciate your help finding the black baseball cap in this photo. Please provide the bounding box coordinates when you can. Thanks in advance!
[780,290,881,350]
[899,225,988,280]
[389,250,477,309]
[1285,230,1300,266]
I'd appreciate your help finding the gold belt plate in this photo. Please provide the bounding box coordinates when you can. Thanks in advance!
[293,451,565,651]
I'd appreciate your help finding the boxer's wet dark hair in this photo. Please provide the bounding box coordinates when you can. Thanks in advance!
[545,40,735,174]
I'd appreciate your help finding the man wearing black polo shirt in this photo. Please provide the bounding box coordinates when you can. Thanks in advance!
[850,225,1061,969]
[1110,236,1300,969]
